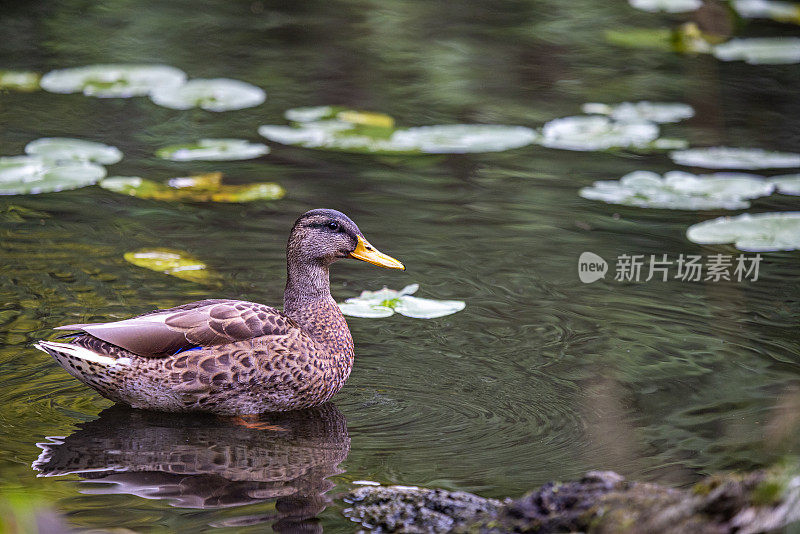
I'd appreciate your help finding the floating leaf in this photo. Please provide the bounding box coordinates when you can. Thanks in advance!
[582,101,694,124]
[670,147,800,169]
[686,212,800,251]
[628,0,703,12]
[150,78,265,111]
[0,70,40,91]
[156,139,269,161]
[0,156,105,195]
[338,284,465,319]
[540,116,660,151]
[770,174,800,195]
[100,172,285,203]
[124,248,215,283]
[732,0,800,24]
[40,64,186,98]
[605,28,675,51]
[261,108,537,155]
[580,170,774,210]
[713,37,800,64]
[25,138,122,165]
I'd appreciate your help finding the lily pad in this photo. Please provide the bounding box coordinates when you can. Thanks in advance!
[149,78,265,111]
[40,64,186,98]
[338,284,466,319]
[713,38,800,64]
[260,107,537,154]
[540,116,660,151]
[580,170,774,210]
[770,174,800,195]
[686,212,800,251]
[670,147,800,169]
[124,248,215,284]
[156,139,269,161]
[582,101,694,124]
[100,172,285,203]
[732,0,800,23]
[0,156,106,195]
[0,70,40,91]
[628,0,703,12]
[25,138,123,165]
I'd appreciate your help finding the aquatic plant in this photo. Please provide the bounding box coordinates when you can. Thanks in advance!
[100,172,285,203]
[540,116,660,151]
[0,70,40,91]
[156,139,269,161]
[732,0,800,24]
[580,170,774,209]
[25,137,123,165]
[0,156,105,195]
[770,174,800,195]
[338,284,466,319]
[686,212,800,251]
[628,0,702,12]
[670,147,800,169]
[124,248,216,284]
[581,101,694,124]
[713,37,800,64]
[150,78,265,111]
[40,64,186,97]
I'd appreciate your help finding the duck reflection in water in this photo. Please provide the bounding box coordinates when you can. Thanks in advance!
[32,403,350,532]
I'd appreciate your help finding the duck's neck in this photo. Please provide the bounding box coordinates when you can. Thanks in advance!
[284,260,353,359]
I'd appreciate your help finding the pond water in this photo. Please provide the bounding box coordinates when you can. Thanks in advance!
[2,0,800,532]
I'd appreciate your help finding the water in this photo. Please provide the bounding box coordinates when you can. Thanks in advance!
[1,0,800,532]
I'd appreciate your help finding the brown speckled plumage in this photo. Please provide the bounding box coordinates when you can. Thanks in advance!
[35,209,404,415]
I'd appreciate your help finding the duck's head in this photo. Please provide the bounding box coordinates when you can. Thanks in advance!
[289,209,404,270]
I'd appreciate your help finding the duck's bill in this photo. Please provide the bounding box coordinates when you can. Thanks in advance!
[350,235,405,270]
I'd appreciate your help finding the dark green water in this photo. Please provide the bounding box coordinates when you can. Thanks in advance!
[2,0,800,532]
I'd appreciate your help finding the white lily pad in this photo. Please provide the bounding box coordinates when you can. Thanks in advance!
[581,101,694,124]
[0,70,40,91]
[337,284,465,319]
[686,212,800,251]
[156,139,269,161]
[25,138,122,165]
[670,147,800,169]
[150,78,265,111]
[770,174,800,195]
[732,0,800,23]
[260,107,536,154]
[713,37,800,64]
[629,0,703,12]
[40,64,186,98]
[0,156,106,195]
[580,170,774,210]
[540,116,660,151]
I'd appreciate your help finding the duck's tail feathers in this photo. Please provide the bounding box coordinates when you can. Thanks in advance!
[34,341,131,368]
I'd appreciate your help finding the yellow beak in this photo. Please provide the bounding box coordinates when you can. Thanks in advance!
[349,235,405,270]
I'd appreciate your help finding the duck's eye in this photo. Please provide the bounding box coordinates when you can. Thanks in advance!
[327,222,340,231]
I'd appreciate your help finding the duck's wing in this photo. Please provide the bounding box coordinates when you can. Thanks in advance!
[55,299,300,357]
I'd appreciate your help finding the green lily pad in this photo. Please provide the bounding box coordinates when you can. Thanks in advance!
[670,147,800,169]
[732,0,800,23]
[713,38,800,64]
[0,70,40,91]
[156,139,269,161]
[580,170,774,210]
[100,172,285,203]
[25,138,123,165]
[540,116,660,151]
[0,156,106,195]
[629,0,702,12]
[40,64,186,97]
[338,284,466,319]
[260,107,537,154]
[582,101,694,124]
[686,212,800,251]
[149,78,266,111]
[770,174,800,195]
[124,248,216,284]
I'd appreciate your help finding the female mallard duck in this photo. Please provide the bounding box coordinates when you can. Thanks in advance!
[35,209,404,415]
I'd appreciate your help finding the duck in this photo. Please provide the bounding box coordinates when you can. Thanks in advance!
[35,209,404,415]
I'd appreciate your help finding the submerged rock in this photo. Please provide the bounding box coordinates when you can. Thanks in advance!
[344,469,800,533]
